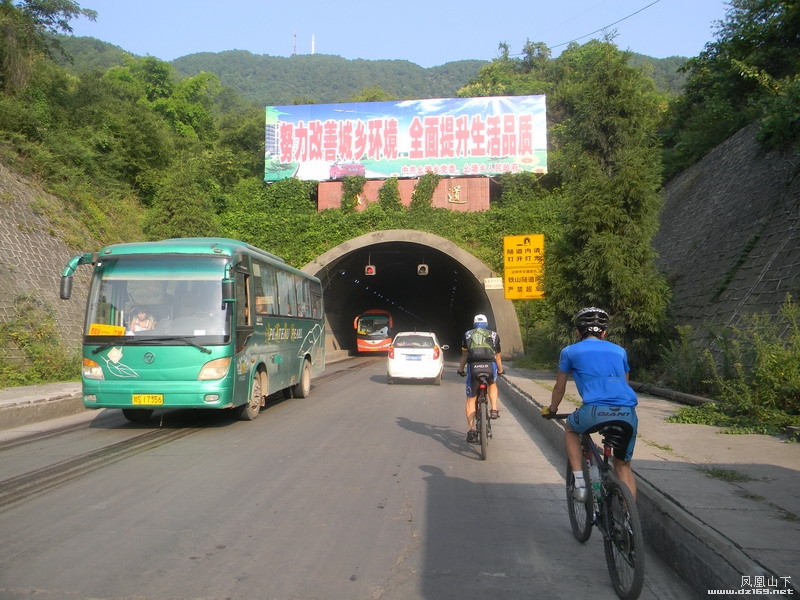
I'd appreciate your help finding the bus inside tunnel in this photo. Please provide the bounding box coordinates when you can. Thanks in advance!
[303,231,522,357]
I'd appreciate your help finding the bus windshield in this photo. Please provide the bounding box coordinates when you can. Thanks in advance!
[356,314,390,338]
[85,255,230,341]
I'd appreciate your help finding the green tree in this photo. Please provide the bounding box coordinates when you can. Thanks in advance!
[129,55,173,101]
[458,40,553,98]
[348,85,396,102]
[0,0,96,93]
[215,88,265,179]
[662,0,800,176]
[142,156,224,239]
[545,41,669,363]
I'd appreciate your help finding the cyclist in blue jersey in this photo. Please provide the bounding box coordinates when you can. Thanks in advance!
[544,307,639,500]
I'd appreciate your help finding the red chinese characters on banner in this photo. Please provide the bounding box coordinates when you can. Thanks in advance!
[280,118,398,163]
[282,114,535,163]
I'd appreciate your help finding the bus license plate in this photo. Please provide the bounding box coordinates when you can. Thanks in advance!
[132,394,164,405]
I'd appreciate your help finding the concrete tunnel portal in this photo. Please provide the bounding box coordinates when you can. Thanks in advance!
[302,230,523,359]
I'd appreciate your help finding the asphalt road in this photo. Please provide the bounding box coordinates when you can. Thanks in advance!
[0,357,696,600]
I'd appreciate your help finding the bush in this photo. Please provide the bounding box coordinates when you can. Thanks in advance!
[665,296,800,434]
[657,325,720,396]
[0,294,80,386]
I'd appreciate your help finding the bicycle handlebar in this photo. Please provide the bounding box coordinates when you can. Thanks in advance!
[456,369,505,376]
[541,408,571,420]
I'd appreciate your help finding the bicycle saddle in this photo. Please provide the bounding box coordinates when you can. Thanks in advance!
[597,423,632,451]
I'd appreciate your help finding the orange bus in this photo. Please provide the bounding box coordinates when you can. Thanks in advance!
[353,309,393,353]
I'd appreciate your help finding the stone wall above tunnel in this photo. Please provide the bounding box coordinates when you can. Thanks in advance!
[317,178,489,212]
[302,230,523,358]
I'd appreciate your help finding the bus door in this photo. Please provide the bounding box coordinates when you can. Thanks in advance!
[231,264,254,407]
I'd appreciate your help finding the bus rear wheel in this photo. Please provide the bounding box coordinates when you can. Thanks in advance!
[237,373,263,420]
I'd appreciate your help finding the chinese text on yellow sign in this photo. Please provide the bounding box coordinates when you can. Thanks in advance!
[503,234,544,300]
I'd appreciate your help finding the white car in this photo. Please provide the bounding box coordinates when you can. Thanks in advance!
[386,331,448,385]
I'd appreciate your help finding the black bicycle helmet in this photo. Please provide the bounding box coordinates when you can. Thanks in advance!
[574,307,610,336]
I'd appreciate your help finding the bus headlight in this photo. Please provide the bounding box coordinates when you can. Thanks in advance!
[198,357,231,381]
[83,358,104,380]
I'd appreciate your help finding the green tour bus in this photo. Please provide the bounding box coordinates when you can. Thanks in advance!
[60,238,325,422]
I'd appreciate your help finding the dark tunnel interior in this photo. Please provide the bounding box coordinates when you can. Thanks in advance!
[314,242,496,356]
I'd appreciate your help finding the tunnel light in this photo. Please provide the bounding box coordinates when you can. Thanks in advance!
[365,264,377,276]
[417,264,429,276]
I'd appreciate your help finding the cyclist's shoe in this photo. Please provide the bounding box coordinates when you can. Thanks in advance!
[490,409,499,419]
[571,486,588,501]
[467,429,478,443]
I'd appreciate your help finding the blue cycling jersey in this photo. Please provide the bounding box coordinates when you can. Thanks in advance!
[558,337,638,407]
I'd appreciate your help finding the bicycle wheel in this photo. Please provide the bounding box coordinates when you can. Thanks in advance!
[602,478,645,600]
[479,400,488,460]
[565,458,592,542]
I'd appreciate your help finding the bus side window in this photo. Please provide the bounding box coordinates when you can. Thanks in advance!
[310,281,322,319]
[254,262,278,316]
[276,270,295,317]
[295,276,310,318]
[255,296,270,315]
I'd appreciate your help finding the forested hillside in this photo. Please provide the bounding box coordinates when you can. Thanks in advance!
[55,36,687,105]
[172,52,487,105]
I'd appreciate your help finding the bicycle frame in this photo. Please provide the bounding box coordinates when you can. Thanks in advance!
[581,432,613,519]
[473,368,493,460]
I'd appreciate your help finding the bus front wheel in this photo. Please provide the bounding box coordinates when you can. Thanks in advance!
[237,373,263,420]
[292,359,312,398]
[122,408,153,423]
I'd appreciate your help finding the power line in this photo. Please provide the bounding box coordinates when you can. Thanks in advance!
[549,0,661,50]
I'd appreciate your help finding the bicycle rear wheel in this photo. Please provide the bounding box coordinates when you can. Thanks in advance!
[479,401,488,460]
[602,478,645,600]
[565,458,592,542]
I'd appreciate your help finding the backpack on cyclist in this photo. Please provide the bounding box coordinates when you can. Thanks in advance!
[467,328,496,362]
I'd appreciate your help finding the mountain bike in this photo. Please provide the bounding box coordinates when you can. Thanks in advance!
[547,413,645,600]
[459,362,497,460]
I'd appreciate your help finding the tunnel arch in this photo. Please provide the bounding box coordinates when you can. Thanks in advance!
[302,229,523,357]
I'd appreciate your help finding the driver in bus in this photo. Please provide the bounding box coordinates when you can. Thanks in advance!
[130,309,155,332]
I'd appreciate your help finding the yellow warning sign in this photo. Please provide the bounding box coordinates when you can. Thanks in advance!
[503,234,544,300]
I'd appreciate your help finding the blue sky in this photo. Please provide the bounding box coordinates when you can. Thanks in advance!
[70,0,730,68]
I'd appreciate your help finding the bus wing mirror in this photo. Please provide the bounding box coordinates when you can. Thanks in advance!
[222,278,235,303]
[60,252,96,300]
[60,276,73,300]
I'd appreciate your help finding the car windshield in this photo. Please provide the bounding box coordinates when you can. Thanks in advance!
[394,335,434,348]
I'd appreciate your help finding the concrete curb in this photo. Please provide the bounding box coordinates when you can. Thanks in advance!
[629,381,712,406]
[497,375,771,598]
[0,393,85,431]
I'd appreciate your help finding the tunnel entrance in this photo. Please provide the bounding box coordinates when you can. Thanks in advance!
[302,230,522,358]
